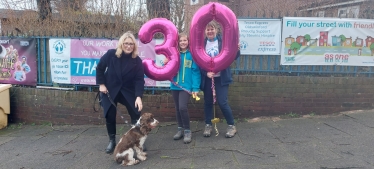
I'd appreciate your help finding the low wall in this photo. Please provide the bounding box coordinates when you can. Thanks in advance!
[8,75,374,125]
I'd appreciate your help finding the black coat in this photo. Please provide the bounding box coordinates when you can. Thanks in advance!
[96,49,145,117]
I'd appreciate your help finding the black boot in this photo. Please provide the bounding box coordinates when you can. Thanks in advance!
[105,134,116,154]
[105,122,116,154]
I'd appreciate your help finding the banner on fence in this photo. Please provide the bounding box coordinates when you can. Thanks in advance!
[238,19,282,55]
[0,38,37,86]
[49,38,170,87]
[281,17,374,66]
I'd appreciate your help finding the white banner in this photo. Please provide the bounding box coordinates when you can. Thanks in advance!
[238,19,282,55]
[281,17,374,66]
[190,0,198,5]
[49,39,72,84]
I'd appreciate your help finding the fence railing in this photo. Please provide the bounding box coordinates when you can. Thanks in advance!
[7,36,374,93]
[233,55,374,77]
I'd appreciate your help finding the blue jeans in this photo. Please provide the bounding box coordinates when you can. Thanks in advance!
[203,76,234,125]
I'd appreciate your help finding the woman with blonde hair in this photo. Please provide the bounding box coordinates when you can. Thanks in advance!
[96,31,145,154]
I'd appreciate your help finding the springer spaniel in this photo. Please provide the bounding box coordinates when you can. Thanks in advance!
[113,113,159,166]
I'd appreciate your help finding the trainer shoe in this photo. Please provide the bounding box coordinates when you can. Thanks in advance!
[203,124,212,137]
[225,125,237,138]
[173,127,184,140]
[183,130,192,144]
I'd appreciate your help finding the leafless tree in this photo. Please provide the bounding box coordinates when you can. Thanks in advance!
[0,0,187,37]
[53,0,89,12]
[146,0,170,19]
[170,0,185,33]
[36,0,52,20]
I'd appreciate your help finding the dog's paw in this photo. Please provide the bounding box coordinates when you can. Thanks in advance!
[124,159,139,166]
[137,155,147,161]
[140,152,147,156]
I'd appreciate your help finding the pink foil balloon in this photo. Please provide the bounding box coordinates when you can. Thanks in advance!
[138,18,179,81]
[189,2,239,73]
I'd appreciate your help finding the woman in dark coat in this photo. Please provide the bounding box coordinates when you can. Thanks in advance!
[96,31,145,154]
[200,21,240,138]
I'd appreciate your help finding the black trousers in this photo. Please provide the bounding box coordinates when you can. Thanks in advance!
[105,93,140,137]
[171,90,191,130]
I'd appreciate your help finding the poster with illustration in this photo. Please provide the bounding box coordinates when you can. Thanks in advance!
[281,17,374,66]
[0,38,37,86]
[238,19,282,55]
[49,38,170,87]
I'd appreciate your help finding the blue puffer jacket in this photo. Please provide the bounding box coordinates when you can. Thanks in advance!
[170,49,201,92]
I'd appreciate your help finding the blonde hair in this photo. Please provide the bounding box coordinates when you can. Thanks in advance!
[115,31,138,58]
[178,33,189,51]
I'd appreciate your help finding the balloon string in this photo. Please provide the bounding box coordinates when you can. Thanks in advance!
[170,80,200,101]
[211,78,216,104]
[214,123,219,136]
[171,80,191,94]
[212,77,219,136]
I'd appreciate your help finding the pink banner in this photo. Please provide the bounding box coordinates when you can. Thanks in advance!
[0,38,37,86]
[50,38,161,86]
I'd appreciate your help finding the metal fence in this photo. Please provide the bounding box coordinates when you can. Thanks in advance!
[233,55,374,77]
[27,36,374,93]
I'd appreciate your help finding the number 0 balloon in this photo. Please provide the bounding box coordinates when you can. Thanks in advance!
[138,18,179,81]
[189,2,239,73]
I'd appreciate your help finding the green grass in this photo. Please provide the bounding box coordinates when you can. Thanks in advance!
[279,112,300,119]
[288,112,300,118]
[309,112,316,116]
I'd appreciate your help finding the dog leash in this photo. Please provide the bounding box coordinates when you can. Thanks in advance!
[93,91,101,112]
[170,80,200,101]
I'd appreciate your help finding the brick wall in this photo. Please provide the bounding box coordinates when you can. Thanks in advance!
[8,75,374,125]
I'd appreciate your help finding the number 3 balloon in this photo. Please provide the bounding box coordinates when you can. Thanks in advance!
[189,2,239,73]
[138,18,179,81]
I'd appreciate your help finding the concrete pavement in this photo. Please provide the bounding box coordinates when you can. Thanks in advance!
[1,109,374,169]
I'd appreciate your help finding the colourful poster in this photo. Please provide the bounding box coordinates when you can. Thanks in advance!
[281,17,374,65]
[49,38,170,87]
[238,19,282,55]
[0,38,37,86]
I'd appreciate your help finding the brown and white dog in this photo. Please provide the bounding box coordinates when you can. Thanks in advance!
[113,113,159,166]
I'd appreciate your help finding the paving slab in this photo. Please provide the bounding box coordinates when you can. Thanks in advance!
[1,110,374,168]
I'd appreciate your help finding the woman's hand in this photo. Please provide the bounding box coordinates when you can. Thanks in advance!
[135,97,143,112]
[99,84,108,94]
[207,72,215,78]
[163,58,169,65]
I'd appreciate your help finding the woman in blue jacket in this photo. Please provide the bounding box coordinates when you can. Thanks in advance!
[165,33,201,144]
[96,31,145,154]
[201,21,240,138]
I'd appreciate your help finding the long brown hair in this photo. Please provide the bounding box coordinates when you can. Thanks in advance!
[178,33,189,52]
